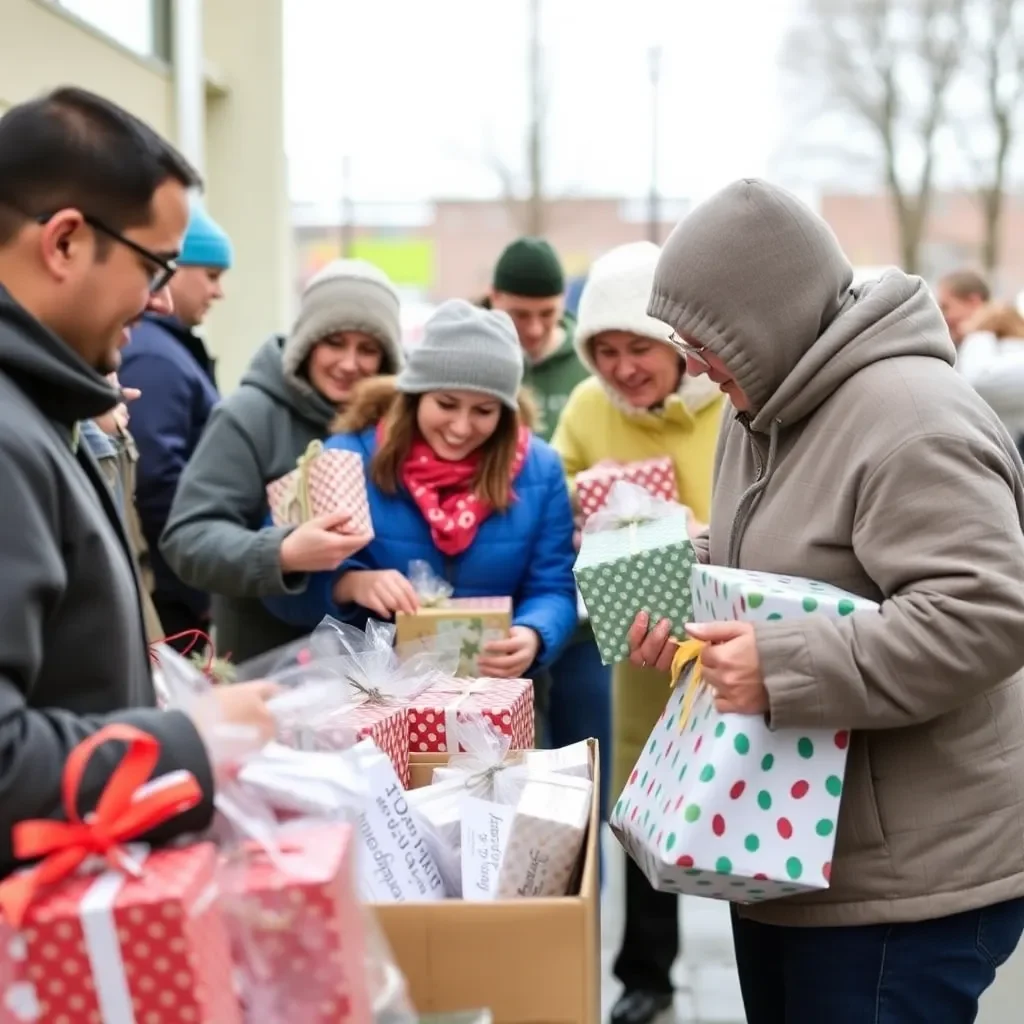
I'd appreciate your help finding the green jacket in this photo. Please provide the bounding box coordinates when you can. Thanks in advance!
[521,315,590,441]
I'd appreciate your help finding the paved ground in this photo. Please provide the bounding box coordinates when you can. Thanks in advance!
[601,828,1024,1024]
[601,831,745,1024]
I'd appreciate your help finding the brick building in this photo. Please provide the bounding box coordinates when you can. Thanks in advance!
[821,191,1024,298]
[293,196,689,303]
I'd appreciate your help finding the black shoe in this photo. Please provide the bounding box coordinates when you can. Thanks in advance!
[610,989,674,1024]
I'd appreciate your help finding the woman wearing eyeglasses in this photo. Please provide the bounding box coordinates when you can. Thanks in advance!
[161,259,404,662]
[550,241,724,1024]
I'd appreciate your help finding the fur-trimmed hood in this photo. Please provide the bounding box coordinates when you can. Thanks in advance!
[331,375,539,434]
[575,241,722,419]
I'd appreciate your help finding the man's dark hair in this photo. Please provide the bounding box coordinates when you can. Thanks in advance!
[939,268,991,303]
[0,86,202,246]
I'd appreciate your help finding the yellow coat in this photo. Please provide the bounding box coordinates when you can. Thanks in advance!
[551,373,724,795]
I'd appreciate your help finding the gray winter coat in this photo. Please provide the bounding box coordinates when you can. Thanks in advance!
[161,336,337,662]
[0,285,214,877]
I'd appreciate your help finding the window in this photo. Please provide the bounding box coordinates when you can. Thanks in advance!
[49,0,172,62]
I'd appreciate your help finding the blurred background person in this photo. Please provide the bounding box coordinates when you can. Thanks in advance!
[936,269,990,347]
[119,198,233,647]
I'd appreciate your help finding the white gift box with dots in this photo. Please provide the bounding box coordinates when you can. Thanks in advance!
[610,565,878,904]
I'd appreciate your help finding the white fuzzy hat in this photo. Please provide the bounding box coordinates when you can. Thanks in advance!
[575,241,720,416]
[283,259,403,392]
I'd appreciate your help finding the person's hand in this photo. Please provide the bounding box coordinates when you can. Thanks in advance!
[627,611,678,673]
[477,626,541,678]
[334,569,419,618]
[95,386,141,437]
[278,511,373,574]
[190,680,280,768]
[685,621,768,715]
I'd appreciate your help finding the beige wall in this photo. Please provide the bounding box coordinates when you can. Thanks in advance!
[0,0,290,392]
[202,0,291,391]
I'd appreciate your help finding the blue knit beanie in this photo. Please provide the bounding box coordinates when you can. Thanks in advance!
[179,200,233,269]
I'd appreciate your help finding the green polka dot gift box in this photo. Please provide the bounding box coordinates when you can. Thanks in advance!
[609,565,877,903]
[572,490,696,666]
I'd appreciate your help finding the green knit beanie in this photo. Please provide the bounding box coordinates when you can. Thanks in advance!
[492,237,565,298]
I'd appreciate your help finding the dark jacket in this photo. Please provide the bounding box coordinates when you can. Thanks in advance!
[119,314,220,616]
[0,286,214,877]
[263,426,579,670]
[161,336,337,662]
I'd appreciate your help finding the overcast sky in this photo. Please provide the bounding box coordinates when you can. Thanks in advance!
[284,0,799,206]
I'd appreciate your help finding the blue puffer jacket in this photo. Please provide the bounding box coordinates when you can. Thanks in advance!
[262,426,578,669]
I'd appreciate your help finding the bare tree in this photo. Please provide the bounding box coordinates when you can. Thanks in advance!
[956,0,1024,273]
[783,0,966,274]
[526,0,546,235]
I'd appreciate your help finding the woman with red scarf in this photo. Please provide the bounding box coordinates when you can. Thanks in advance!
[262,299,578,683]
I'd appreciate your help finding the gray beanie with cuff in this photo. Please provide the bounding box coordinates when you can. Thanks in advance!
[396,299,524,409]
[283,259,403,391]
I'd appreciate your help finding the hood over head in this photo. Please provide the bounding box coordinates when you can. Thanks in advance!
[0,284,118,425]
[576,241,720,418]
[647,178,955,433]
[240,335,338,430]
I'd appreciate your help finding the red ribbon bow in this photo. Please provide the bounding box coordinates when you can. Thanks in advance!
[0,724,203,928]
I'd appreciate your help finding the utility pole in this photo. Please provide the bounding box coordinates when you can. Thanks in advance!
[339,153,354,258]
[648,45,662,244]
[527,0,544,236]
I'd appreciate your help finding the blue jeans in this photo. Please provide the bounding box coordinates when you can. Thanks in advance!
[731,897,1024,1023]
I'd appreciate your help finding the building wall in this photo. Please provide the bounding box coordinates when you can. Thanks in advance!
[294,197,688,305]
[821,191,1024,298]
[0,0,290,392]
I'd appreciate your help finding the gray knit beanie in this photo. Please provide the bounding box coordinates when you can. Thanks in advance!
[396,299,524,409]
[283,259,403,389]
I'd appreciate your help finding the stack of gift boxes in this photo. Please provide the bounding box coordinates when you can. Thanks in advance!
[0,623,596,1023]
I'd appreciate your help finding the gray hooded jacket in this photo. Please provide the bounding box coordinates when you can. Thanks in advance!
[161,336,338,662]
[649,179,1024,926]
[0,285,213,876]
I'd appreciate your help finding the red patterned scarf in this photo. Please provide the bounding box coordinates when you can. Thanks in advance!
[383,424,531,556]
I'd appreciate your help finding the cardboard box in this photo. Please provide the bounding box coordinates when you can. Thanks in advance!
[375,741,600,1024]
[395,598,512,676]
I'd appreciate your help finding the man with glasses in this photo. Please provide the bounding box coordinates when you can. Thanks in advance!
[120,200,233,648]
[0,86,276,877]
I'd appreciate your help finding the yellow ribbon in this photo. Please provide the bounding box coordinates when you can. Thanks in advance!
[282,439,325,524]
[671,637,706,734]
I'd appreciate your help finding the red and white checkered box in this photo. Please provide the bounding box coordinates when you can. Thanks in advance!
[408,677,535,753]
[266,447,373,536]
[575,456,678,520]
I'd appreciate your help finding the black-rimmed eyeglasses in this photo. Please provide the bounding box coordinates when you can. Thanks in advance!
[33,211,178,294]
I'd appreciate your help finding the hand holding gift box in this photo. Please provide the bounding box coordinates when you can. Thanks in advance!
[266,438,374,536]
[575,455,678,520]
[0,725,241,1024]
[611,565,877,904]
[574,481,697,665]
[395,561,512,677]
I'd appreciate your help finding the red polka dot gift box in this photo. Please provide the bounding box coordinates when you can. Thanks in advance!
[218,823,372,1023]
[408,676,535,754]
[0,841,240,1024]
[574,456,678,521]
[266,439,373,537]
[610,565,877,904]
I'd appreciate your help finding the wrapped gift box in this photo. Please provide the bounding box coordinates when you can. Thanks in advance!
[0,843,240,1024]
[395,598,512,677]
[266,440,373,536]
[610,565,878,903]
[220,823,371,1023]
[408,676,534,753]
[575,456,677,520]
[574,508,695,665]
